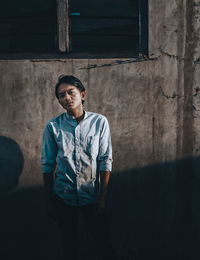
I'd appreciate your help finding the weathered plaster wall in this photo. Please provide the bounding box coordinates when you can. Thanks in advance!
[0,57,179,186]
[1,0,200,259]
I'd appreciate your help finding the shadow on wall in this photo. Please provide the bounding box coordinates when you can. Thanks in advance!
[0,156,200,260]
[0,136,24,195]
[107,156,200,260]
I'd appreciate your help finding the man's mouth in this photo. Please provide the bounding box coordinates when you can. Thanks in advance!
[65,102,73,107]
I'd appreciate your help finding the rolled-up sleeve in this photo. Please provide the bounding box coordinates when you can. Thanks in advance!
[41,123,57,173]
[98,117,113,171]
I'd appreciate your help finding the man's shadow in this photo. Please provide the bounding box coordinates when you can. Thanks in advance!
[0,136,62,260]
[0,136,24,195]
[0,139,200,260]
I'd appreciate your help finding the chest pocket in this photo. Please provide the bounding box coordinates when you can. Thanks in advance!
[56,130,74,157]
[83,135,99,158]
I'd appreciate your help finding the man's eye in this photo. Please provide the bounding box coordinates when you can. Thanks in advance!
[58,94,65,98]
[69,91,75,95]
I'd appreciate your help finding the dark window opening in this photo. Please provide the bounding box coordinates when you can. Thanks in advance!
[69,0,148,56]
[0,0,148,58]
[0,0,57,53]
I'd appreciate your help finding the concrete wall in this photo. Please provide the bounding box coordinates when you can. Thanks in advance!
[1,0,200,259]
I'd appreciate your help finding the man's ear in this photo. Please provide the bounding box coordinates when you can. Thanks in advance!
[81,91,86,101]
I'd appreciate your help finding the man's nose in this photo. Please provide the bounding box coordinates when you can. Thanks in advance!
[64,92,71,101]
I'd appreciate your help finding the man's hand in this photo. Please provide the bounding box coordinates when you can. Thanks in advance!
[96,170,110,216]
[96,196,106,216]
[43,172,57,221]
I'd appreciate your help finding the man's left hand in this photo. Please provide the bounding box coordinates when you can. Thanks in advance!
[96,196,106,216]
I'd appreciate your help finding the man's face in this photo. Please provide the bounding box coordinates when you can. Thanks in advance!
[57,84,86,113]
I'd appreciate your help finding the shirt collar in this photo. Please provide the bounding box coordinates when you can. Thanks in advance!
[65,110,88,121]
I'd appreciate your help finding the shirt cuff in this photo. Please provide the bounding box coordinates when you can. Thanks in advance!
[99,160,112,172]
[42,165,56,173]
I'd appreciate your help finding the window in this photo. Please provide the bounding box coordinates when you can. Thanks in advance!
[0,0,148,58]
[69,0,148,57]
[0,0,57,54]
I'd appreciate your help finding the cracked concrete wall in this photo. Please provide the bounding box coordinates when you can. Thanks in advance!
[149,0,200,160]
[0,0,200,187]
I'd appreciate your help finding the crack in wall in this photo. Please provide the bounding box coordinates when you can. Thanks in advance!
[79,57,158,70]
[27,53,200,67]
[194,56,200,64]
[192,105,200,111]
[160,87,180,99]
[160,86,200,99]
[27,53,200,66]
[159,48,186,61]
[159,48,200,65]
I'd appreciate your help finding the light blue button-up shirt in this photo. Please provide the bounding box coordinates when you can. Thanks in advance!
[41,111,112,206]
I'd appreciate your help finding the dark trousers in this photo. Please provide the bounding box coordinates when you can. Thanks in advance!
[53,195,112,260]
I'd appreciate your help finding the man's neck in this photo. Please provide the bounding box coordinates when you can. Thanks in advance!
[67,107,85,123]
[76,111,85,124]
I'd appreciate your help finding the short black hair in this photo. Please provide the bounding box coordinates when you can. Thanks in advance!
[55,75,86,99]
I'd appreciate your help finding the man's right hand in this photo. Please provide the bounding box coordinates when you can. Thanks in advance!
[43,173,57,220]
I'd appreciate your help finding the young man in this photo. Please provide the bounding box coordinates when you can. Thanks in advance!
[41,75,113,260]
